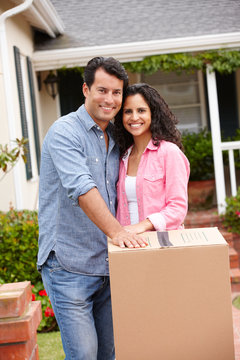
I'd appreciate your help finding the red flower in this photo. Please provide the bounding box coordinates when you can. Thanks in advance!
[32,293,36,301]
[39,289,47,296]
[45,306,54,317]
[235,211,240,218]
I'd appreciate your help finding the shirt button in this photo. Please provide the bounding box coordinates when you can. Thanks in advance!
[96,158,99,162]
[100,135,103,139]
[107,180,109,184]
[106,257,109,262]
[97,126,100,130]
[110,201,112,205]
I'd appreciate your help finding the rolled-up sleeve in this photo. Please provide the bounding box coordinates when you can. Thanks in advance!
[47,121,97,205]
[147,145,190,230]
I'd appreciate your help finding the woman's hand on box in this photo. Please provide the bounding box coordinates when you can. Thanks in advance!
[112,229,148,249]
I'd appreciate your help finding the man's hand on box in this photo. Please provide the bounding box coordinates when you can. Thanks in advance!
[112,229,148,249]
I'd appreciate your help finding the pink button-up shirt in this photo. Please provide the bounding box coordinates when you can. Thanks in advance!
[116,139,190,231]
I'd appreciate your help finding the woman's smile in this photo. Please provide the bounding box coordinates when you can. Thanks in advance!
[123,94,152,140]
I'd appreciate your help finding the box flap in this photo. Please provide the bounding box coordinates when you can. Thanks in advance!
[108,227,227,253]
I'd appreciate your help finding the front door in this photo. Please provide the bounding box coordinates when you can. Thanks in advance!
[58,69,85,116]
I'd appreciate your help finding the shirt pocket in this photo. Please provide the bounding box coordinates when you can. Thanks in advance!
[143,170,164,198]
[84,156,102,183]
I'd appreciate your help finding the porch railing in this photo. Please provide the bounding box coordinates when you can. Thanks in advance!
[206,66,240,214]
[214,140,240,213]
[221,141,240,196]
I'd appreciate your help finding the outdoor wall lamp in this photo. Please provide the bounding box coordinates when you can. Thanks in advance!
[44,71,59,99]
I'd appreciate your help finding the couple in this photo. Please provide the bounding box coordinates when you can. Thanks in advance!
[37,56,190,360]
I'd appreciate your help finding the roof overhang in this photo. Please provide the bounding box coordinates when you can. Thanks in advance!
[33,32,240,71]
[11,0,64,37]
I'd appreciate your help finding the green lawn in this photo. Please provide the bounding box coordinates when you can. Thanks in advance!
[37,332,65,360]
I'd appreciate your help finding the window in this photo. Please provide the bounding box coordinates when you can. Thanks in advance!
[142,70,207,133]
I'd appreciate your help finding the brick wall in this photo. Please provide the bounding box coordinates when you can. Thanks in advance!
[0,281,42,360]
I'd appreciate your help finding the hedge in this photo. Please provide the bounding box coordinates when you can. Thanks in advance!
[0,208,57,332]
[0,208,40,284]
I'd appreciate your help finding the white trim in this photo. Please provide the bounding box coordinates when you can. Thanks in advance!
[220,140,240,151]
[56,91,61,119]
[27,3,56,38]
[206,66,226,214]
[11,0,64,37]
[171,103,201,110]
[220,141,240,198]
[197,70,208,129]
[228,150,237,196]
[34,0,64,35]
[33,32,240,71]
[0,0,33,21]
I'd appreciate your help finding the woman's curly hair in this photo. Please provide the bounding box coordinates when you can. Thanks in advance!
[114,83,183,157]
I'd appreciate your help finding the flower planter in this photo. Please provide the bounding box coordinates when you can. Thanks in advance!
[188,179,215,209]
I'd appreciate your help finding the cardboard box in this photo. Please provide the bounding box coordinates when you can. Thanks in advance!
[108,227,235,360]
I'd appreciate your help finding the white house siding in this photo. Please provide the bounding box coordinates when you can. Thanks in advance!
[0,21,15,211]
[38,70,60,142]
[0,2,40,211]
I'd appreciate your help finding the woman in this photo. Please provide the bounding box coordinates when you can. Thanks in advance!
[114,83,190,233]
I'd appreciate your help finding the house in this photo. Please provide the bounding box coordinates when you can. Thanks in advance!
[1,0,240,212]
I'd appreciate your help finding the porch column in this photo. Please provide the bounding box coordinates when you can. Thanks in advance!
[206,65,226,214]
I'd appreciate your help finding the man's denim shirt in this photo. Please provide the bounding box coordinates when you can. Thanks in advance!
[37,105,119,275]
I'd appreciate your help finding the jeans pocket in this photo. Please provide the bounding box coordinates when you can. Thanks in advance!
[46,251,63,272]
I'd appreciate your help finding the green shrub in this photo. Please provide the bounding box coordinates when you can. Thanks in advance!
[0,208,57,332]
[182,128,214,181]
[232,129,240,169]
[0,208,40,284]
[221,187,240,234]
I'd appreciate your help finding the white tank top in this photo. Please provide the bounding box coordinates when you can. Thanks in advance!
[125,175,139,224]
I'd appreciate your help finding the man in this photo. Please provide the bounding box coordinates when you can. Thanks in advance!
[37,57,146,360]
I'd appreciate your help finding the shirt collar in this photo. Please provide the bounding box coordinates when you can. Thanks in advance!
[76,104,114,134]
[76,105,98,131]
[145,139,158,151]
[122,139,158,160]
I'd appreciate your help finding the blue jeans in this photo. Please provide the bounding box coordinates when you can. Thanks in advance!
[41,251,115,360]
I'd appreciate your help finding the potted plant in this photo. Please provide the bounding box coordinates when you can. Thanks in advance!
[181,128,215,209]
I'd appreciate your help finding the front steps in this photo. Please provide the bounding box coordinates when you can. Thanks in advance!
[185,208,240,291]
[0,281,42,360]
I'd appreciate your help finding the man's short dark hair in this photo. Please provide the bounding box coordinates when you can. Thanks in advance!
[83,57,128,93]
